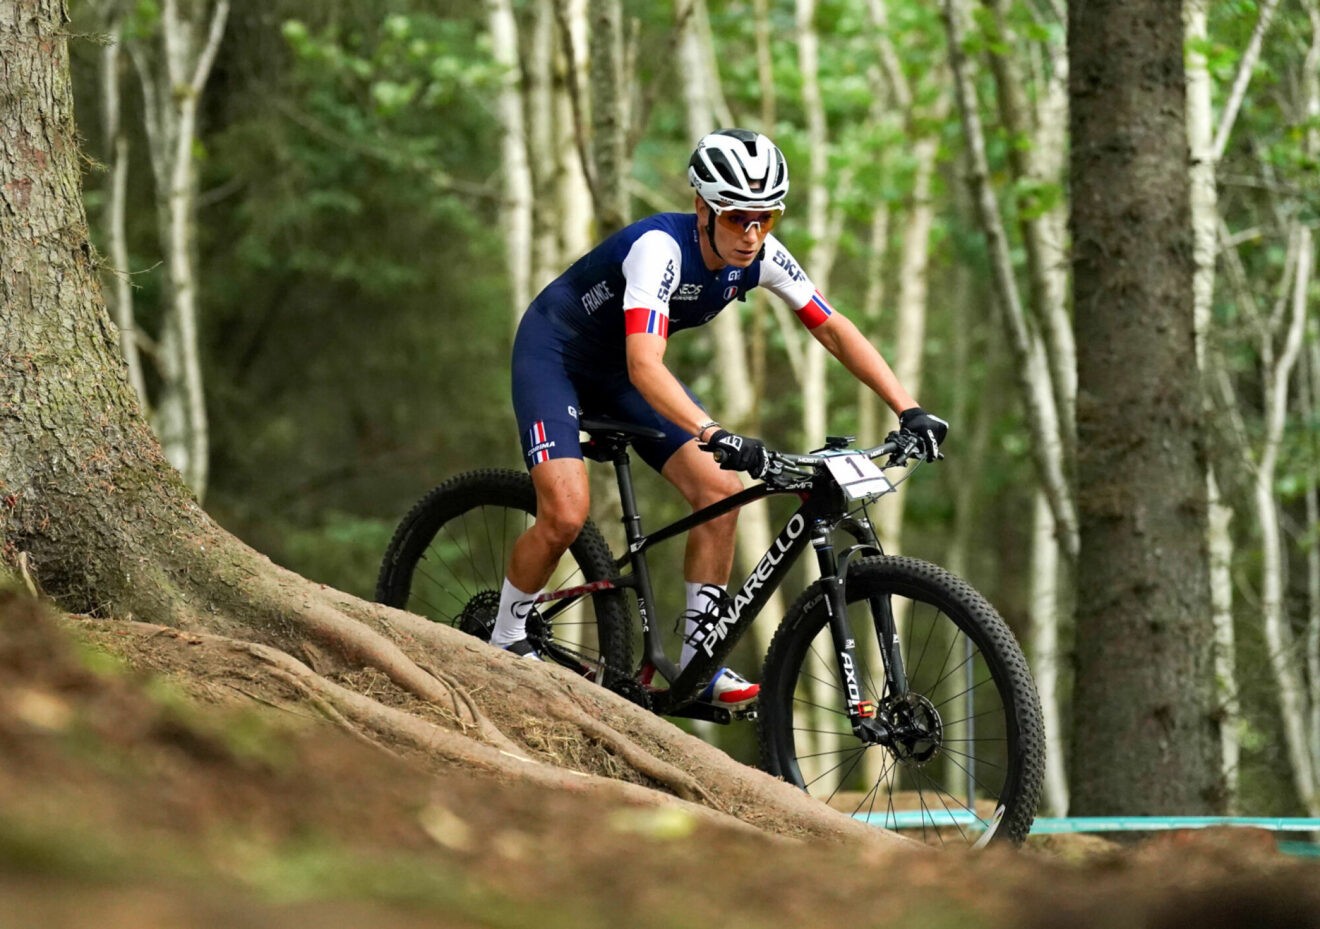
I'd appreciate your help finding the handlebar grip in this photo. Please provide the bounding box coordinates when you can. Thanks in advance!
[699,441,728,464]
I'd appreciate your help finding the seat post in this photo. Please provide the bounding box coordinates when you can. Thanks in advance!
[611,448,645,549]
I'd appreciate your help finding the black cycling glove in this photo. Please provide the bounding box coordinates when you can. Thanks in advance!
[898,407,949,461]
[703,429,769,479]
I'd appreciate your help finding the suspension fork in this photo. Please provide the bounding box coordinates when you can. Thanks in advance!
[811,524,877,729]
[817,517,910,717]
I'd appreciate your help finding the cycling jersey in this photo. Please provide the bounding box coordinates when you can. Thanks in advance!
[513,212,835,472]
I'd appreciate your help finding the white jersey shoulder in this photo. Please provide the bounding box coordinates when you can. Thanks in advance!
[621,229,684,316]
[757,234,818,309]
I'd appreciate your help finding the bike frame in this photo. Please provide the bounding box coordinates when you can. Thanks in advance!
[534,433,910,723]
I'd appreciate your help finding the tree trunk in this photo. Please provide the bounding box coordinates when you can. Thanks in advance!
[96,8,147,407]
[527,0,559,296]
[488,0,534,322]
[1254,224,1317,815]
[882,86,948,557]
[983,0,1075,457]
[1030,490,1069,816]
[1306,336,1320,771]
[588,0,627,237]
[0,0,911,851]
[942,0,1077,565]
[1068,0,1222,814]
[795,0,829,448]
[125,0,229,500]
[1184,0,1241,808]
[678,1,787,646]
[975,3,1075,812]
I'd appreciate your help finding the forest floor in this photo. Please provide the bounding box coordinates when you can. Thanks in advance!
[2,590,1319,929]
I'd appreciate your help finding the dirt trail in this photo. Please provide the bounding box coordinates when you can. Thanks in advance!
[2,591,1318,929]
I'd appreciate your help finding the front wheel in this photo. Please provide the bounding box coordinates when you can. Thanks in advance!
[759,556,1044,847]
[375,469,633,685]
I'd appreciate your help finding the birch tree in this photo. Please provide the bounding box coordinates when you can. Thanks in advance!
[124,0,230,499]
[1306,329,1320,774]
[675,0,789,655]
[942,0,1073,813]
[89,1,147,406]
[1190,0,1320,818]
[860,0,948,559]
[588,0,628,237]
[791,0,838,448]
[487,0,534,321]
[941,0,1077,566]
[1184,0,1282,808]
[528,0,592,291]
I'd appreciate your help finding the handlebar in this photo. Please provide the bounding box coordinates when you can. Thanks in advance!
[707,430,926,484]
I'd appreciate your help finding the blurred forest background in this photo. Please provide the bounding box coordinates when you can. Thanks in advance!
[63,0,1318,819]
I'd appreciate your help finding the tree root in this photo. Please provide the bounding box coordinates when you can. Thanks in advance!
[75,532,916,850]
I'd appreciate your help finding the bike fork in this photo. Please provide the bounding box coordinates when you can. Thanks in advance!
[813,524,911,743]
[811,527,879,734]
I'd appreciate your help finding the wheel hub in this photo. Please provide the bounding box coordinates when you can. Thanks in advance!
[880,692,943,764]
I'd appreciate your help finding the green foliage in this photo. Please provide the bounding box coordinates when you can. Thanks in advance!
[277,512,399,599]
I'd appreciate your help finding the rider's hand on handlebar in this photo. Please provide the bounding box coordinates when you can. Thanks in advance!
[898,407,949,461]
[702,429,769,479]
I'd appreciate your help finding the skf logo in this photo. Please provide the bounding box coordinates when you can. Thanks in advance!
[772,250,806,282]
[657,259,676,302]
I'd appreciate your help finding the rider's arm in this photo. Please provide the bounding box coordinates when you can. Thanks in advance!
[625,332,716,439]
[757,235,918,415]
[808,312,917,415]
[619,231,719,440]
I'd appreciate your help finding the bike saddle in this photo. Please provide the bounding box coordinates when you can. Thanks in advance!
[580,415,667,441]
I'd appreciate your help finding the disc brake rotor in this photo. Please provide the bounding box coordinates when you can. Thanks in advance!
[882,692,943,765]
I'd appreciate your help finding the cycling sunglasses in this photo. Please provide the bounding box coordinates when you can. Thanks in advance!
[710,205,784,235]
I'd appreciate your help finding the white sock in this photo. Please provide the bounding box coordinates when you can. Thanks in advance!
[490,577,540,648]
[681,581,726,669]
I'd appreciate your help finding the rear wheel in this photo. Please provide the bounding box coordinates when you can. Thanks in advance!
[759,556,1044,847]
[376,469,632,684]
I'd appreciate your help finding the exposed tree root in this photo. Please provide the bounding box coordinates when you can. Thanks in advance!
[74,533,917,852]
[73,616,809,841]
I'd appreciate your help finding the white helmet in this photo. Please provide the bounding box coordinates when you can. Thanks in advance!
[688,129,789,211]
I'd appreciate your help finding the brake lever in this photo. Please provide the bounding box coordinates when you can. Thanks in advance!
[884,430,922,467]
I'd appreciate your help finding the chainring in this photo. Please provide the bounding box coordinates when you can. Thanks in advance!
[606,677,654,711]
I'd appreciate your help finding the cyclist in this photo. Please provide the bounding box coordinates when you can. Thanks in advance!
[491,128,948,709]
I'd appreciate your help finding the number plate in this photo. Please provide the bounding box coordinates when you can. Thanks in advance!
[824,453,894,501]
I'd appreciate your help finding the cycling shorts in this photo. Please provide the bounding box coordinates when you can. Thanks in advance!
[511,309,702,474]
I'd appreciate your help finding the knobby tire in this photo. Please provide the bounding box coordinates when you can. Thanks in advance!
[375,469,632,685]
[758,555,1044,847]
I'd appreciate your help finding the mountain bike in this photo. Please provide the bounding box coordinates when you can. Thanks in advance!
[376,416,1045,847]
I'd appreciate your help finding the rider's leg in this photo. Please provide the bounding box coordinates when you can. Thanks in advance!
[658,440,760,706]
[661,441,745,666]
[661,439,743,585]
[502,314,587,653]
[490,457,590,648]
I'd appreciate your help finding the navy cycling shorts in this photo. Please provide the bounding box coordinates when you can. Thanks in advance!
[511,310,702,473]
